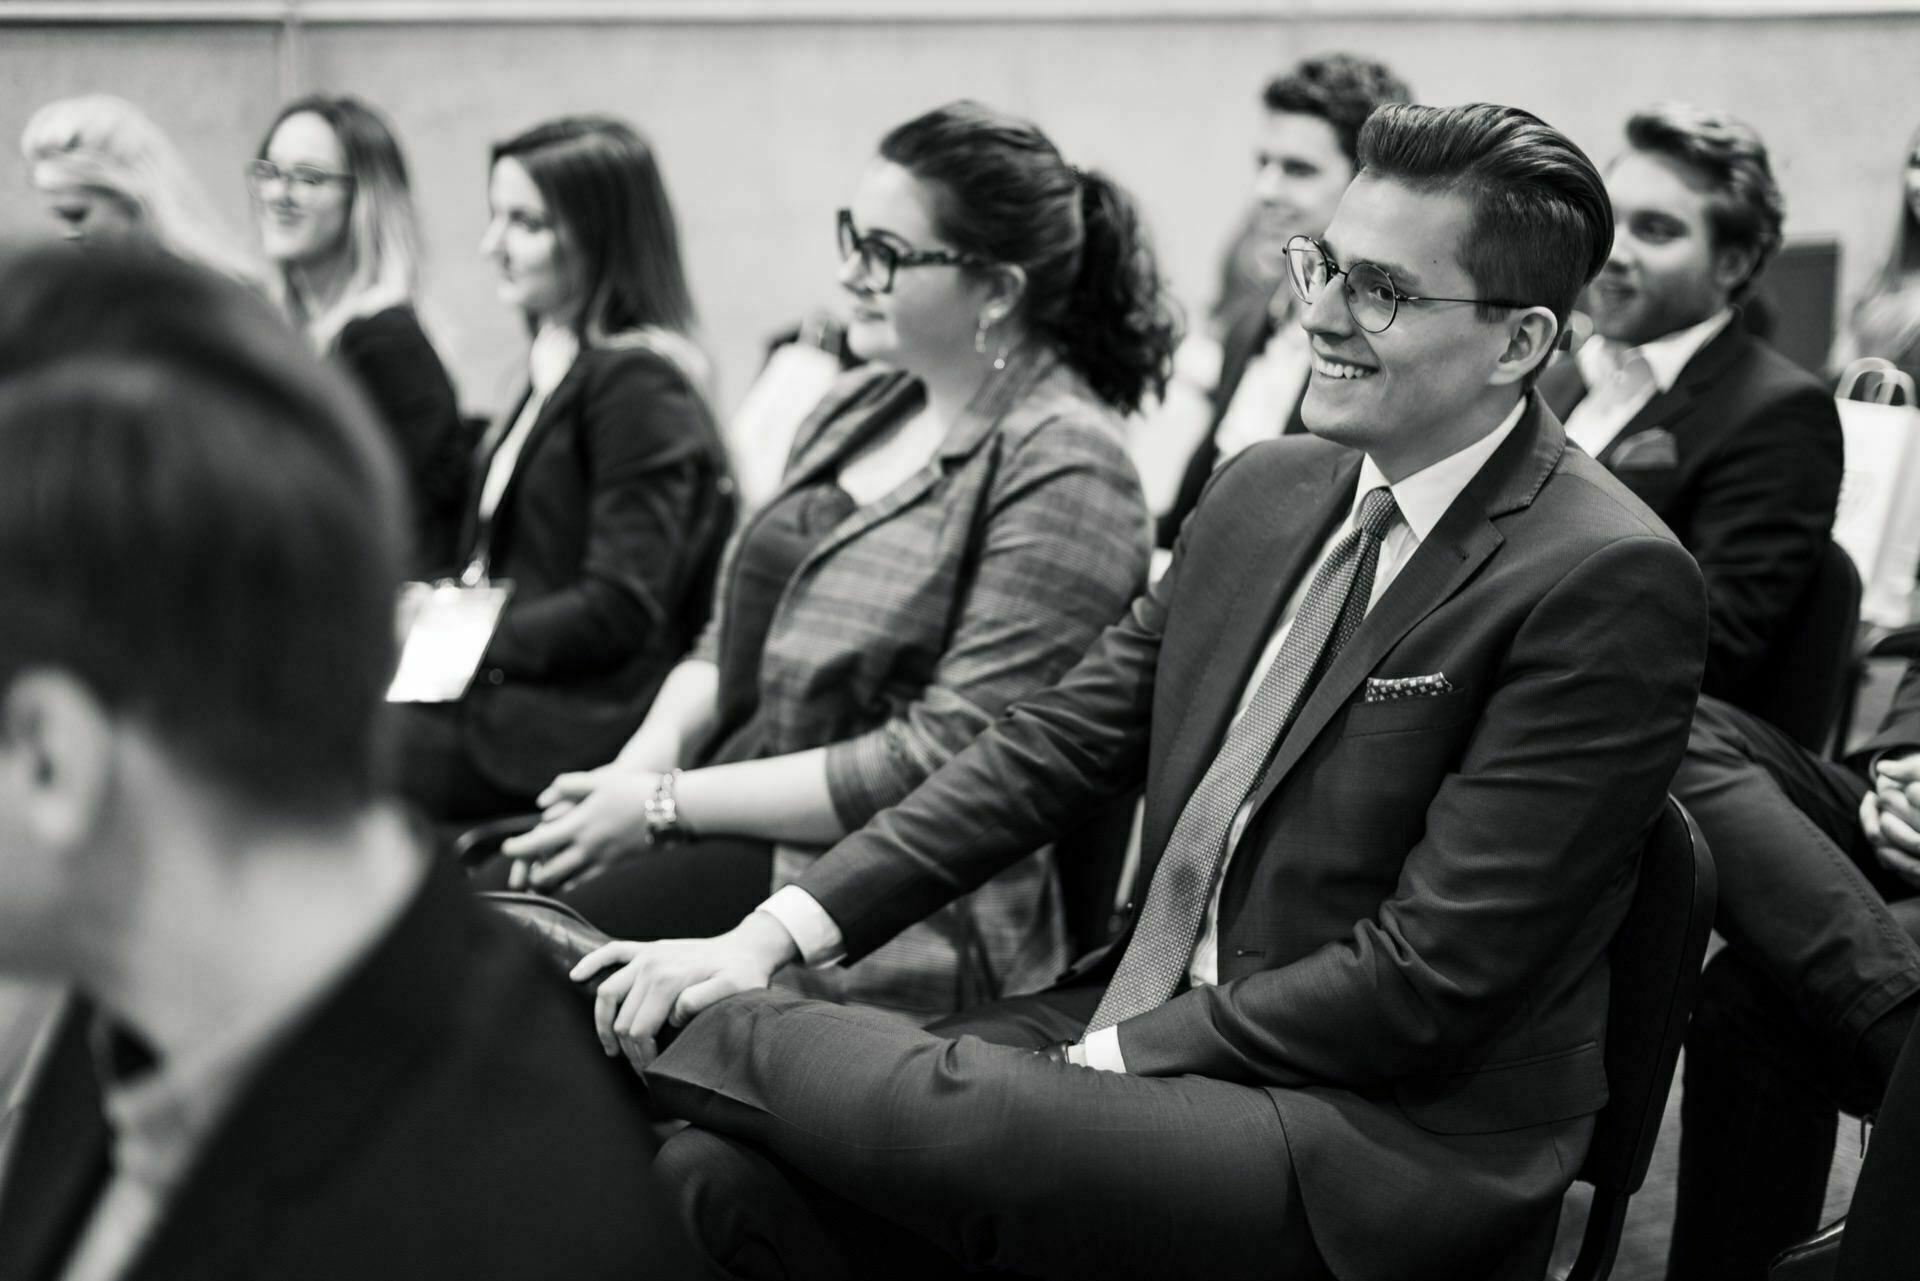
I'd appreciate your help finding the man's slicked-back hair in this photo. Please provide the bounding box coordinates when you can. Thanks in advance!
[0,244,406,817]
[1358,103,1613,342]
[1624,103,1785,302]
[1262,53,1414,167]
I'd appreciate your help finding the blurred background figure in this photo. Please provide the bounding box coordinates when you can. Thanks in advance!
[389,115,732,826]
[1832,124,1920,384]
[0,243,693,1281]
[1151,53,1411,551]
[20,93,257,283]
[251,95,468,573]
[498,99,1172,1026]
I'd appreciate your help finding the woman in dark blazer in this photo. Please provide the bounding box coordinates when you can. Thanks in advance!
[391,116,732,824]
[503,101,1177,1023]
[250,96,467,572]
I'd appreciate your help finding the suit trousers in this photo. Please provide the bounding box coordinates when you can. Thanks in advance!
[1667,696,1920,1281]
[647,985,1330,1281]
[1838,1011,1920,1279]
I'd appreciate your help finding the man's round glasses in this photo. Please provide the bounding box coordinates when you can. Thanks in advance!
[836,209,986,294]
[245,160,354,202]
[1282,234,1530,334]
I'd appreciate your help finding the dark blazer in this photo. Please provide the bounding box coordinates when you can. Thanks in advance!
[334,305,469,575]
[0,867,695,1280]
[1155,294,1308,548]
[1538,323,1842,710]
[792,399,1708,1278]
[456,340,734,798]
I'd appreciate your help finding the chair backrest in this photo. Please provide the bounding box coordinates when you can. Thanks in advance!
[1566,797,1718,1281]
[1744,540,1862,753]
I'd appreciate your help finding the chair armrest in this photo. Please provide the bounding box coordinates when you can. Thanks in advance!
[451,813,540,867]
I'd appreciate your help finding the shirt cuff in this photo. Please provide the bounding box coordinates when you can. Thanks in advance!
[757,886,846,969]
[1079,1025,1129,1073]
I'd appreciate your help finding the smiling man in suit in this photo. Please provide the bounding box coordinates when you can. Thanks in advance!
[581,103,1707,1281]
[0,246,692,1281]
[1538,104,1843,717]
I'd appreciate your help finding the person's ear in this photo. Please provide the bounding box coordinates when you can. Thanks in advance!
[0,669,116,853]
[1711,242,1760,298]
[975,263,1029,330]
[1488,306,1561,388]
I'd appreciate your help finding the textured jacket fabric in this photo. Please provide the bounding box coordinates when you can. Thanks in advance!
[697,343,1151,1015]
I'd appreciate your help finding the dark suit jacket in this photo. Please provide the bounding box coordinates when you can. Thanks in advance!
[792,399,1708,1278]
[0,867,694,1280]
[1538,323,1842,711]
[456,341,734,797]
[334,305,469,576]
[1155,294,1308,548]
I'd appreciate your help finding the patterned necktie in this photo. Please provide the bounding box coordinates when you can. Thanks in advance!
[1085,485,1400,1034]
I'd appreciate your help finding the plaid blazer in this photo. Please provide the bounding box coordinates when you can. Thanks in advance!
[695,343,1150,1018]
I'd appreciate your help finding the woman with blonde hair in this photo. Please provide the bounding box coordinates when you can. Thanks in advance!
[21,93,257,282]
[249,95,466,571]
[1834,126,1920,382]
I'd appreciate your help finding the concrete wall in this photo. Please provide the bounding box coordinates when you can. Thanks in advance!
[2,9,1915,416]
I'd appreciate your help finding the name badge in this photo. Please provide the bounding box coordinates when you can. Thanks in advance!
[386,580,513,704]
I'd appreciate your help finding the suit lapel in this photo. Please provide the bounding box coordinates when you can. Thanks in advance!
[1597,322,1746,469]
[1152,450,1357,849]
[0,999,109,1281]
[1238,401,1566,822]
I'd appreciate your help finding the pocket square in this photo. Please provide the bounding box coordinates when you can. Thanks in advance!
[1363,673,1454,703]
[1610,427,1679,470]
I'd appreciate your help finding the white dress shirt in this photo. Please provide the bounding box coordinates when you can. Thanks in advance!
[1563,308,1731,461]
[764,398,1528,1075]
[1210,318,1310,464]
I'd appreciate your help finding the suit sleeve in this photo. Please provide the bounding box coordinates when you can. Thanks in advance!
[822,417,1151,828]
[1114,531,1709,1087]
[484,351,717,680]
[1690,383,1842,698]
[334,311,469,572]
[1852,658,1920,765]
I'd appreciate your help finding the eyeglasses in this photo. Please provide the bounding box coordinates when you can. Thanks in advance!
[836,209,986,294]
[245,159,354,202]
[1282,235,1530,334]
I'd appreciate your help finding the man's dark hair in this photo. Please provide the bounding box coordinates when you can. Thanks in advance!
[1263,54,1414,167]
[1358,102,1613,347]
[1624,103,1786,302]
[0,244,406,816]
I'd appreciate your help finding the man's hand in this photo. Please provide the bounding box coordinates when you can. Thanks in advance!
[569,912,800,1072]
[500,765,655,891]
[1862,751,1920,888]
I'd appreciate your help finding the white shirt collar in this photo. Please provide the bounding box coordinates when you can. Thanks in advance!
[1355,396,1527,543]
[1577,307,1733,396]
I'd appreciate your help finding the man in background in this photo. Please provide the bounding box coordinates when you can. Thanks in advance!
[1152,52,1411,547]
[0,245,691,1280]
[1539,103,1842,715]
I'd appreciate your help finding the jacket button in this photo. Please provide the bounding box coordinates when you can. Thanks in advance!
[485,668,505,686]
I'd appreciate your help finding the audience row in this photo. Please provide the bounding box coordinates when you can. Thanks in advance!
[5,50,1920,1281]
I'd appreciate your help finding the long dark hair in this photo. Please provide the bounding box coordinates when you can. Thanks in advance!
[879,101,1178,414]
[490,115,695,340]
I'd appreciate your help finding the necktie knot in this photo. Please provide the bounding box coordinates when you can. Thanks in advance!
[1357,485,1398,542]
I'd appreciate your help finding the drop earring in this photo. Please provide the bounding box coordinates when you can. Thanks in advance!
[975,313,1008,372]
